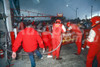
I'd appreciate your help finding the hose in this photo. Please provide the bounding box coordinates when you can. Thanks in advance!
[42,35,62,54]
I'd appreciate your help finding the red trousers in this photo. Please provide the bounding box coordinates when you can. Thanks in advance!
[75,34,82,55]
[86,46,100,67]
[44,42,52,55]
[52,36,61,58]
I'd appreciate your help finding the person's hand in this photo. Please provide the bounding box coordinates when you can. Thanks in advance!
[86,46,90,49]
[43,48,45,53]
[12,52,16,59]
[81,47,84,50]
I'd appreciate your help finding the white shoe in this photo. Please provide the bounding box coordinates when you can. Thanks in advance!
[81,47,84,50]
[41,57,43,59]
[47,55,52,58]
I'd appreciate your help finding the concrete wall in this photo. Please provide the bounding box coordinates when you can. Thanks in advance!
[0,1,6,44]
[3,0,13,32]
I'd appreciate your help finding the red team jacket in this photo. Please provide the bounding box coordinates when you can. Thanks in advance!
[12,28,44,52]
[87,24,100,49]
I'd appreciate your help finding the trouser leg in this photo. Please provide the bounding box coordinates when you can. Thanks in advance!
[34,49,42,59]
[56,37,61,58]
[86,48,97,67]
[56,45,61,58]
[96,51,100,67]
[75,35,82,54]
[52,39,56,58]
[28,52,36,67]
[48,45,52,55]
[76,42,81,54]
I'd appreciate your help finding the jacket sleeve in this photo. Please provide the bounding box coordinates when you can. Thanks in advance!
[87,29,96,42]
[12,31,23,52]
[62,25,66,33]
[86,29,96,47]
[36,32,44,48]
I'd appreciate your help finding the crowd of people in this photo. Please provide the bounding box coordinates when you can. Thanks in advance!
[12,16,100,67]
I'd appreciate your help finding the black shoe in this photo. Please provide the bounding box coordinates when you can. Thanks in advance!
[56,57,62,60]
[74,53,80,55]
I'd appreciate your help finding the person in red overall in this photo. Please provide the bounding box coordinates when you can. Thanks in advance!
[66,22,82,55]
[12,22,45,67]
[41,25,52,58]
[52,19,66,60]
[85,16,100,67]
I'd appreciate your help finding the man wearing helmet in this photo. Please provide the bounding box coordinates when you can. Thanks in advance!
[52,19,66,60]
[66,22,82,55]
[86,16,100,67]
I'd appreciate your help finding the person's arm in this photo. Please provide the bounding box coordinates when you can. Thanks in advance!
[86,29,96,48]
[62,25,66,37]
[12,31,23,59]
[62,25,66,33]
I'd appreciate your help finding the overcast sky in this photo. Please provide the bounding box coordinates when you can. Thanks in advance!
[20,0,100,19]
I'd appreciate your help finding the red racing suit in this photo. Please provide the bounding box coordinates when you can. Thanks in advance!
[52,23,66,58]
[67,24,82,55]
[41,31,52,55]
[12,27,44,52]
[86,24,100,67]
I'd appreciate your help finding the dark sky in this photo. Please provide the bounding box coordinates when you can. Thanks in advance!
[20,0,100,19]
